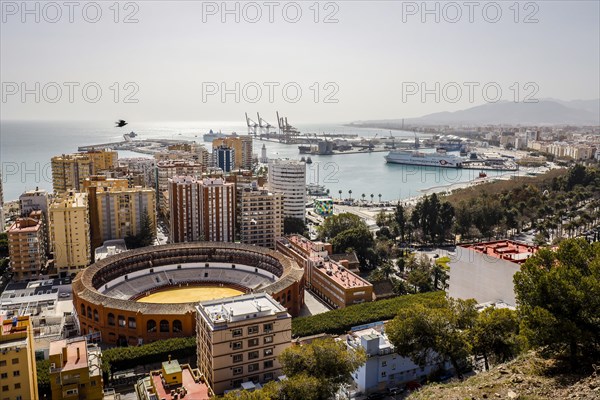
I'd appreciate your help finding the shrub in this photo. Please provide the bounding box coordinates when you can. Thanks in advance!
[292,291,444,337]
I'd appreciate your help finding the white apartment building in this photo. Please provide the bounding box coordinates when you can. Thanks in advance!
[267,159,306,222]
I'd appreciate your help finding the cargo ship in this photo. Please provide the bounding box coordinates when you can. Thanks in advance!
[384,148,464,168]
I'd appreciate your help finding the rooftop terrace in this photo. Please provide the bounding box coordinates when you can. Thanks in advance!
[462,240,538,264]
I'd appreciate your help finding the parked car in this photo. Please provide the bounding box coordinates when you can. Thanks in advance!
[366,393,386,400]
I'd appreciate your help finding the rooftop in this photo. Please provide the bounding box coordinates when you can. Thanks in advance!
[314,260,372,290]
[463,240,538,264]
[150,366,210,400]
[197,292,287,326]
[49,338,88,372]
[8,216,42,233]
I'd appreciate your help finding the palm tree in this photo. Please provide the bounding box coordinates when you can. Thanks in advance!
[348,190,353,201]
[378,193,382,204]
[338,189,342,200]
[361,193,366,203]
[370,194,374,203]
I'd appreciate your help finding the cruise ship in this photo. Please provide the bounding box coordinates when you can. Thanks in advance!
[385,148,464,168]
[203,129,229,142]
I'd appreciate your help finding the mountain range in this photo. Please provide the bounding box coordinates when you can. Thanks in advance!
[351,99,599,127]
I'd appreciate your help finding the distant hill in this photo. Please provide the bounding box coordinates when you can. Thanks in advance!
[352,99,600,127]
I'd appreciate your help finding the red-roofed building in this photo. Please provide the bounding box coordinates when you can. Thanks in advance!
[276,235,373,309]
[448,240,539,307]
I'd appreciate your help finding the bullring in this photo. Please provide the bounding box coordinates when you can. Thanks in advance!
[72,242,305,345]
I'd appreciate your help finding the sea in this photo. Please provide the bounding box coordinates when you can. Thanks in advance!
[0,120,512,202]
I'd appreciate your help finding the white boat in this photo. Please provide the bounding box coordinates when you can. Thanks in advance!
[385,148,464,168]
[203,129,229,142]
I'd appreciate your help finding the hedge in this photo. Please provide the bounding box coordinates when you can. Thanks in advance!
[291,291,444,337]
[37,359,51,398]
[101,336,196,374]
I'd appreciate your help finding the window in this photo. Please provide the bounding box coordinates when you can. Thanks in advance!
[232,328,242,337]
[65,389,78,396]
[160,320,169,333]
[14,383,21,389]
[80,304,85,316]
[1,386,8,392]
[382,361,387,367]
[11,358,18,364]
[264,372,273,381]
[264,336,273,344]
[264,348,273,357]
[233,354,243,363]
[248,338,259,347]
[248,363,259,372]
[248,325,259,335]
[87,306,92,318]
[0,373,7,380]
[381,371,387,378]
[232,341,242,350]
[13,371,20,377]
[173,320,182,332]
[128,317,137,329]
[248,351,259,360]
[233,367,243,376]
[232,379,243,388]
[147,320,157,333]
[93,309,99,322]
[264,360,273,369]
[108,313,115,326]
[118,315,126,327]
[0,361,4,367]
[263,323,273,333]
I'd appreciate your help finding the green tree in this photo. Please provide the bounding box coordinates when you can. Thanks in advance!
[330,226,376,267]
[0,232,8,258]
[318,213,365,241]
[369,259,395,281]
[125,209,156,249]
[278,338,367,400]
[284,217,307,235]
[394,203,406,242]
[513,238,600,368]
[386,298,477,378]
[469,307,521,371]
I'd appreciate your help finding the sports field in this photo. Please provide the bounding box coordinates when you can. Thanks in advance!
[136,286,244,304]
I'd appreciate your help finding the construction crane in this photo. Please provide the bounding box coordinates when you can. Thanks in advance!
[245,113,259,135]
[276,111,299,135]
[369,133,378,150]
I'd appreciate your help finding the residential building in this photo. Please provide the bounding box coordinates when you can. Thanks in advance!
[19,188,50,253]
[448,240,538,307]
[49,192,91,276]
[94,186,156,247]
[83,176,130,251]
[213,145,236,172]
[196,293,292,395]
[156,160,203,213]
[213,135,253,169]
[240,184,283,249]
[8,211,48,281]
[118,157,157,188]
[168,176,235,243]
[49,337,104,400]
[346,322,449,394]
[134,357,212,400]
[51,149,117,193]
[276,235,373,309]
[268,159,306,221]
[0,315,38,400]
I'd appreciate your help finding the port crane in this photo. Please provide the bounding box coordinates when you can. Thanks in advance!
[276,111,300,136]
[245,113,259,135]
[257,113,274,134]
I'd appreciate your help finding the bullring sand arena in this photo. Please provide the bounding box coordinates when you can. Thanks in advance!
[136,286,244,303]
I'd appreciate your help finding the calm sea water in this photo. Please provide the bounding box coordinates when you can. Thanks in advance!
[1,120,504,202]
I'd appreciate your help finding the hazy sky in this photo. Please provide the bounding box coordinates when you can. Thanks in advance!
[1,0,599,122]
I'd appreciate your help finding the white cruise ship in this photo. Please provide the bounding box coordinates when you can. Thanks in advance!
[385,148,464,168]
